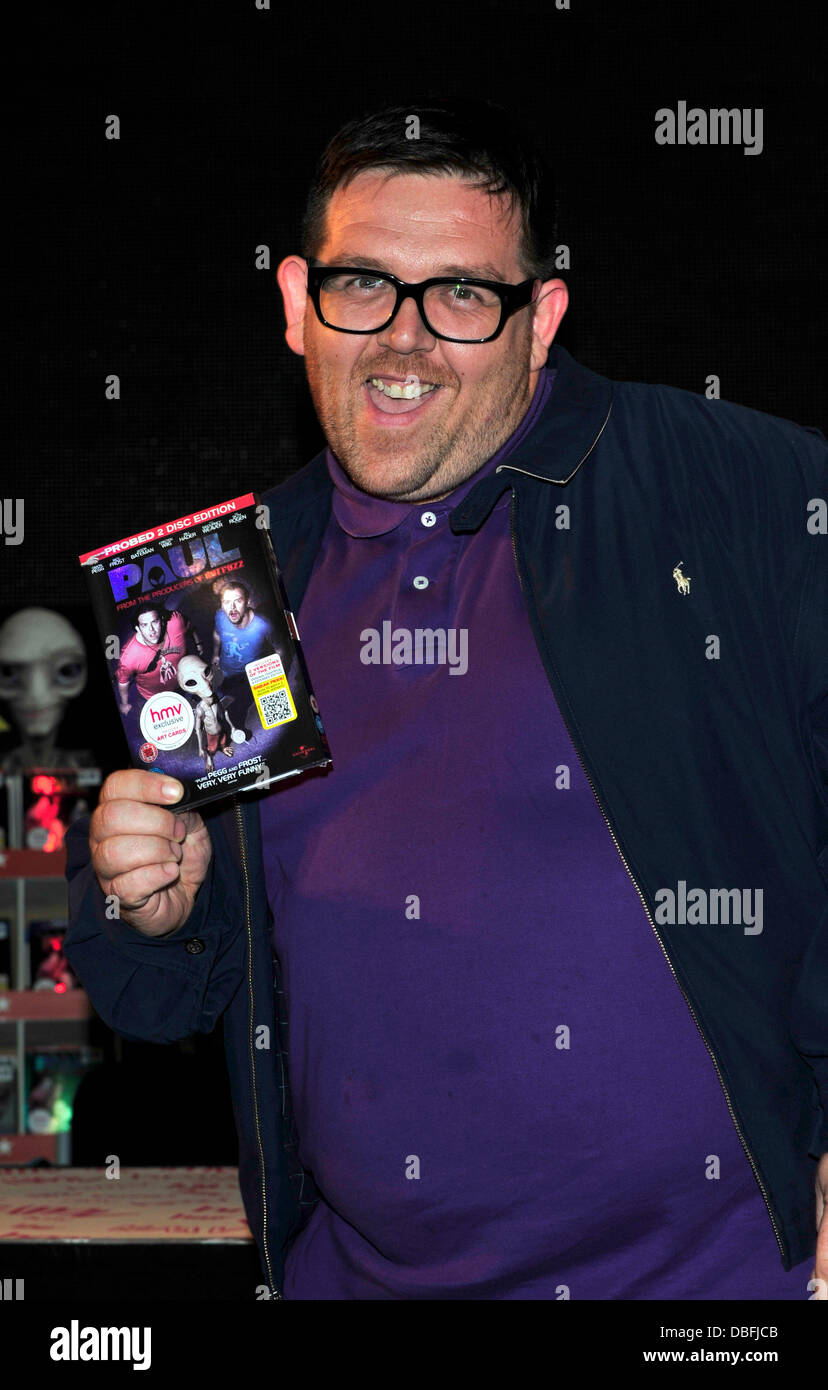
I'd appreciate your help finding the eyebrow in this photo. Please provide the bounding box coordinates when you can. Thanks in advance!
[324,253,511,282]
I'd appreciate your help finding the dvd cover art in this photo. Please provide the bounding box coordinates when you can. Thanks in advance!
[78,493,332,811]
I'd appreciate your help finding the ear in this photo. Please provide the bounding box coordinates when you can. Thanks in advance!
[276,255,309,357]
[528,278,569,373]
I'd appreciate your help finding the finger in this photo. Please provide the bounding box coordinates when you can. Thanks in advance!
[94,833,183,883]
[108,860,183,910]
[174,809,204,837]
[92,774,183,843]
[91,799,187,847]
[98,770,184,806]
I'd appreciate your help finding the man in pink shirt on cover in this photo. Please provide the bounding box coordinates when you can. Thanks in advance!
[115,604,204,714]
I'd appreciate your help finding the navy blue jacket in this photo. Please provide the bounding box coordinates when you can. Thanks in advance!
[64,345,828,1296]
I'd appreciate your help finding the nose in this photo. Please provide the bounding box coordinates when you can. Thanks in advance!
[376,293,436,355]
[21,662,53,705]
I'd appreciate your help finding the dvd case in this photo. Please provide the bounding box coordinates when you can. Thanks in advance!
[78,493,332,811]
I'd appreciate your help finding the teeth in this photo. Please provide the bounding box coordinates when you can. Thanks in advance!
[370,378,437,399]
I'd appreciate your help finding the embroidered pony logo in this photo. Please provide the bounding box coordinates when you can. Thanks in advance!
[672,562,691,595]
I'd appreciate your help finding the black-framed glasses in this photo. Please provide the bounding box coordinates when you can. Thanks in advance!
[305,260,537,343]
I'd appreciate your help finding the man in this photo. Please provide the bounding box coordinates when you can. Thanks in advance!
[210,580,277,729]
[64,98,828,1301]
[115,604,203,715]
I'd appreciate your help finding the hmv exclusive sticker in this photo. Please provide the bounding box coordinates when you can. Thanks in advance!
[78,493,332,812]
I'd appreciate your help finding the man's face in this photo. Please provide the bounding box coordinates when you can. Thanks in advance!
[278,171,567,502]
[136,612,162,645]
[221,588,249,625]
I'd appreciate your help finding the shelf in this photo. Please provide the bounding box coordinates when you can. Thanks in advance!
[0,855,98,1145]
[0,1166,253,1237]
[0,849,68,879]
[0,1133,58,1164]
[0,990,94,1022]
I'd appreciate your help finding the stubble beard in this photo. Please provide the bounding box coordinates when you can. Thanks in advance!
[303,332,534,502]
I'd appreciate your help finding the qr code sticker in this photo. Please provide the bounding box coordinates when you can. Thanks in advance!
[258,688,295,728]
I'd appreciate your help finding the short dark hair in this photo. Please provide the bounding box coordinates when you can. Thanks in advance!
[133,602,166,627]
[217,580,250,601]
[300,96,559,281]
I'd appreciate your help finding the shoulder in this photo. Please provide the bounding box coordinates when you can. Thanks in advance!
[612,377,827,491]
[260,452,330,515]
[616,380,822,472]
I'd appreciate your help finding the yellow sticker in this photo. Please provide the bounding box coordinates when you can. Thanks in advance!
[245,652,298,729]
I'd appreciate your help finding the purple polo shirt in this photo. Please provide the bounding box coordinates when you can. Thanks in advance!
[261,366,811,1299]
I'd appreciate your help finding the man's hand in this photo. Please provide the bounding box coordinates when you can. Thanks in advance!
[811,1152,828,1299]
[90,770,212,937]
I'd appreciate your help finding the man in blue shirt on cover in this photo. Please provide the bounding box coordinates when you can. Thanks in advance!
[212,581,275,675]
[211,580,276,731]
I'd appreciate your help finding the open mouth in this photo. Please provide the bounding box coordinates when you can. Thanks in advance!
[364,375,443,419]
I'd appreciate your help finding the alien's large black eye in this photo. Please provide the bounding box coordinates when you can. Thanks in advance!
[0,664,22,689]
[183,678,197,688]
[54,658,85,686]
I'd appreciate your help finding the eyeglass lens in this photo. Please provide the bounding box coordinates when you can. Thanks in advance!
[319,271,502,340]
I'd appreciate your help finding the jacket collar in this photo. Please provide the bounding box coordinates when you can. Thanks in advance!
[448,344,614,533]
[265,345,614,604]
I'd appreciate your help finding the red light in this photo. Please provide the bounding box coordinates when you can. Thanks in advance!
[55,982,67,994]
[32,774,59,795]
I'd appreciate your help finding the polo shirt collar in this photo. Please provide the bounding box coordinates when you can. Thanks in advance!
[328,362,556,539]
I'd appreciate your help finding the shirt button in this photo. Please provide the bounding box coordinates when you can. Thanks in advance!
[185,938,205,954]
[420,511,437,527]
[413,576,429,590]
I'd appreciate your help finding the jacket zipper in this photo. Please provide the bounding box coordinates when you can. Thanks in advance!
[503,487,787,1264]
[234,795,283,1300]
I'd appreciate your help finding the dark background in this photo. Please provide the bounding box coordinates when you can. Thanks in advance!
[14,0,827,612]
[5,0,825,1167]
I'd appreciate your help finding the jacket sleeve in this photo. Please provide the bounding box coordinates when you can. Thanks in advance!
[63,813,247,1045]
[790,902,828,1159]
[794,428,828,801]
[785,424,828,1157]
